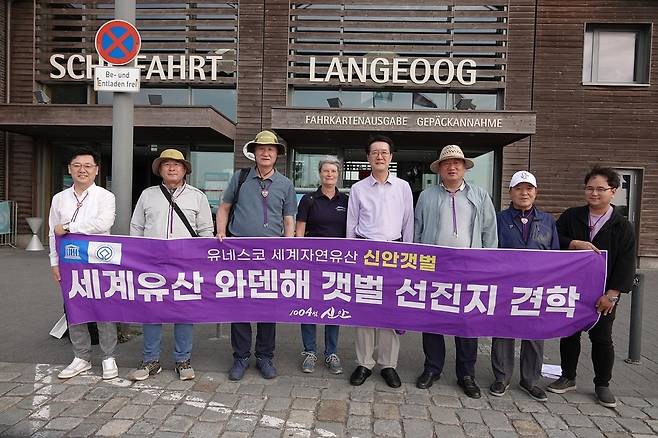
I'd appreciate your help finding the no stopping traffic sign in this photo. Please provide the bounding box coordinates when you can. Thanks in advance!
[95,20,141,65]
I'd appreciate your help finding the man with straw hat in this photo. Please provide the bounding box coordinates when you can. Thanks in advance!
[217,130,297,381]
[414,144,497,398]
[128,148,214,382]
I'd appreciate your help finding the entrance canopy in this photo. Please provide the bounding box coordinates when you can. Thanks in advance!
[271,108,535,154]
[0,104,235,144]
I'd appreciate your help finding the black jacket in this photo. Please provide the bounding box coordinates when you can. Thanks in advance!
[556,205,636,293]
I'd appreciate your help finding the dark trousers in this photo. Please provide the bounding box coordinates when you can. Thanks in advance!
[560,305,616,387]
[422,332,478,380]
[231,322,276,360]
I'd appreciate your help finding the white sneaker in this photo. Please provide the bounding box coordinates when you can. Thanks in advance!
[58,357,91,379]
[102,357,119,380]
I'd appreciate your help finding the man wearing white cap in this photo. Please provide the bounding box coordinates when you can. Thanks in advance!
[128,149,214,382]
[414,145,497,398]
[489,171,559,402]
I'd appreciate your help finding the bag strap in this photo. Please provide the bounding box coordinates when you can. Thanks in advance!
[232,167,251,207]
[159,184,199,238]
[227,167,251,231]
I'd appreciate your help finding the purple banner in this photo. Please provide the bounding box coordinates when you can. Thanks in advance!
[57,234,606,339]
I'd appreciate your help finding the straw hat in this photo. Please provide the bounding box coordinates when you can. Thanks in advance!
[244,130,287,155]
[429,145,474,174]
[151,149,192,176]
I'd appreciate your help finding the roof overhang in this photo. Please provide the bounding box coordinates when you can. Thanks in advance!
[0,104,235,144]
[271,107,536,153]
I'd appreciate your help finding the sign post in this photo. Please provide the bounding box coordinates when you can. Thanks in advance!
[95,7,138,235]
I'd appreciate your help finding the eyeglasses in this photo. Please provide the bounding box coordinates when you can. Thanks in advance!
[369,150,391,157]
[70,163,97,170]
[584,186,613,194]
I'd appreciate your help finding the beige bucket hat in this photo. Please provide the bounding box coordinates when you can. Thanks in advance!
[151,149,192,175]
[244,130,287,155]
[429,145,474,174]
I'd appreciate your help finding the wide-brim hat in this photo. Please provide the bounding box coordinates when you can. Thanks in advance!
[429,144,474,174]
[244,130,286,155]
[152,149,192,176]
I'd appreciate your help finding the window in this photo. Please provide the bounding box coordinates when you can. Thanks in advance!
[188,151,234,214]
[583,24,650,85]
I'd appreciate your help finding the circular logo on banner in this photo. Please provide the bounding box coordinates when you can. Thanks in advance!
[95,20,141,65]
[96,245,114,262]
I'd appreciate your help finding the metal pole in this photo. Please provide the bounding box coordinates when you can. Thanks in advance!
[111,1,136,235]
[625,272,644,364]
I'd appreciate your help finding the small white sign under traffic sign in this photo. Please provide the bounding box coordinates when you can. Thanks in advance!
[94,67,141,93]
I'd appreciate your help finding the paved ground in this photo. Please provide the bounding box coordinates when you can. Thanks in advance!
[0,248,657,437]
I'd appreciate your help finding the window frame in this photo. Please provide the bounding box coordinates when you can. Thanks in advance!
[582,23,652,87]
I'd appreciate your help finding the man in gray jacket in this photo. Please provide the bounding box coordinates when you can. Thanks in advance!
[414,145,497,399]
[128,149,214,382]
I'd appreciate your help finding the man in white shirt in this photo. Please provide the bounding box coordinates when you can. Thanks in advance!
[128,149,214,382]
[48,147,118,380]
[346,134,414,388]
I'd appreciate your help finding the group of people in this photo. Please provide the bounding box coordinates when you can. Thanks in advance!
[48,129,635,409]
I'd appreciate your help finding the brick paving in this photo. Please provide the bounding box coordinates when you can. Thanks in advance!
[0,249,657,437]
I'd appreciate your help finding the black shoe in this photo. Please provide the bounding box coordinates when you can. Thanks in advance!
[380,367,401,388]
[416,370,441,389]
[458,376,481,399]
[520,381,548,402]
[595,385,617,408]
[349,366,372,386]
[489,381,509,397]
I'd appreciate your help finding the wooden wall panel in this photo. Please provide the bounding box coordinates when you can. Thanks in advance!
[528,0,658,257]
[9,0,36,233]
[36,1,238,86]
[288,1,508,90]
[0,2,6,200]
[500,0,536,208]
[235,0,265,170]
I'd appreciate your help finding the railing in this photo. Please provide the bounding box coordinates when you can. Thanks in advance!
[0,200,18,248]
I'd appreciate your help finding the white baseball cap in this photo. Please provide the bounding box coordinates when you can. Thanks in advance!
[509,170,537,188]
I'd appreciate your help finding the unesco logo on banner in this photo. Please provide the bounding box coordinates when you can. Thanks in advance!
[61,240,89,263]
[88,242,122,265]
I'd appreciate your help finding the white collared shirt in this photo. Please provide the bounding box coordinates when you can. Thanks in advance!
[48,183,116,266]
[346,173,414,242]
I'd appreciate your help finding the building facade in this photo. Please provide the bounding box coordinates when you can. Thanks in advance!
[0,0,656,266]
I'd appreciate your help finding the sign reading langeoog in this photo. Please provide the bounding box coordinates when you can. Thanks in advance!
[308,56,477,85]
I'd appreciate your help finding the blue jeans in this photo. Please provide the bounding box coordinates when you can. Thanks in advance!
[143,323,193,363]
[301,324,339,356]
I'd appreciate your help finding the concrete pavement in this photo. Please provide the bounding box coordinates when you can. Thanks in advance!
[0,248,657,437]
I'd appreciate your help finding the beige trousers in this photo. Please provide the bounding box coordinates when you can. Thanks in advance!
[355,327,400,369]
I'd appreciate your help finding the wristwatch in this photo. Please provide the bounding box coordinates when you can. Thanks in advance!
[606,294,619,303]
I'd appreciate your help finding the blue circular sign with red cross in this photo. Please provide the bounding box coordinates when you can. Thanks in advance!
[95,20,141,65]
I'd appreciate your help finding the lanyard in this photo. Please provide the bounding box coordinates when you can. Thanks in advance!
[588,208,609,241]
[70,191,89,223]
[260,179,273,227]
